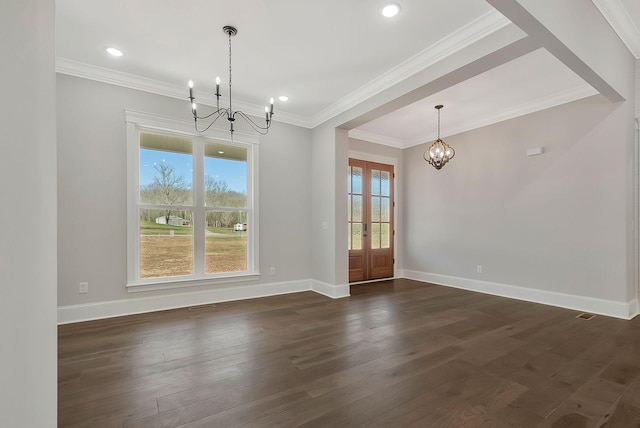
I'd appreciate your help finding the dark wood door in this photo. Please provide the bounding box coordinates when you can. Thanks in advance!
[348,159,394,282]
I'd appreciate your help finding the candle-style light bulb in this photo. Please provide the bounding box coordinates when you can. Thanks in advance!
[269,97,275,115]
[215,76,220,95]
[265,106,269,122]
[188,80,194,99]
[192,102,197,111]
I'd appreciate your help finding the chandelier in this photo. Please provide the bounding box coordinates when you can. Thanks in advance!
[424,105,455,170]
[188,25,274,136]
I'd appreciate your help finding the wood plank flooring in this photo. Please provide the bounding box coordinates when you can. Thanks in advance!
[58,279,640,427]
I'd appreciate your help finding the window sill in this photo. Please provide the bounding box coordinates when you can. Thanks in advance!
[126,273,261,293]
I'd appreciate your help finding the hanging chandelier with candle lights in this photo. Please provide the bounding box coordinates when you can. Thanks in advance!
[188,25,274,137]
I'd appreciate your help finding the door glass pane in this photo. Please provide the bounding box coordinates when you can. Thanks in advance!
[371,169,381,195]
[352,195,362,222]
[371,196,381,222]
[352,167,363,194]
[205,211,247,273]
[381,197,390,222]
[204,143,247,208]
[381,223,390,249]
[381,171,390,196]
[348,195,352,220]
[139,208,193,278]
[348,223,352,249]
[371,223,380,249]
[352,223,362,250]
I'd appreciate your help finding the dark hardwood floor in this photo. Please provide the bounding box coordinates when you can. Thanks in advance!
[58,279,640,427]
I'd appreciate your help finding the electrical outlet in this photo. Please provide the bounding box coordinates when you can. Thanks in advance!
[269,267,276,275]
[476,265,483,274]
[79,282,89,294]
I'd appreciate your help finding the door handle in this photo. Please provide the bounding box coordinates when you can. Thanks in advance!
[363,224,367,232]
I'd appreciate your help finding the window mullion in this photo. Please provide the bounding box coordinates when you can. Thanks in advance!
[193,137,205,276]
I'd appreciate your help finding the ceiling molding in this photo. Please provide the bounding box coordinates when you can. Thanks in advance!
[308,9,512,128]
[56,10,511,132]
[354,84,598,149]
[405,84,598,148]
[56,57,313,129]
[592,0,640,59]
[347,129,405,148]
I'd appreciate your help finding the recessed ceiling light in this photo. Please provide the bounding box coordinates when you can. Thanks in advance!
[381,3,400,18]
[278,95,289,102]
[106,47,123,57]
[217,151,225,154]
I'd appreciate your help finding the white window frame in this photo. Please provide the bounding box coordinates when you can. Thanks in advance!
[125,110,260,291]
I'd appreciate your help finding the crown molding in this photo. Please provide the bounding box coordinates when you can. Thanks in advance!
[404,84,598,148]
[353,84,598,149]
[347,129,405,148]
[56,10,510,132]
[309,9,512,128]
[56,57,312,129]
[592,0,640,59]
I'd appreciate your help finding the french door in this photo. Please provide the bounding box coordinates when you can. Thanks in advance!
[348,159,394,282]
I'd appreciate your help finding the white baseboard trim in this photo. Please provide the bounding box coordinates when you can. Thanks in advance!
[311,280,350,299]
[403,269,637,320]
[58,279,313,325]
[629,299,640,319]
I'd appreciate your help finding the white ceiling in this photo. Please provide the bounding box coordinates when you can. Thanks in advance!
[55,0,639,148]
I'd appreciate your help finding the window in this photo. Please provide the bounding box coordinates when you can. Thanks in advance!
[126,111,259,289]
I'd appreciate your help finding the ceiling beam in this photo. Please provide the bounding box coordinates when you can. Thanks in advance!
[487,0,627,102]
[339,35,540,131]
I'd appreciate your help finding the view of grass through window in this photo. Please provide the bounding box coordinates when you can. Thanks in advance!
[138,133,248,279]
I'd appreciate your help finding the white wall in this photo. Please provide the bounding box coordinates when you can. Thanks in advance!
[403,94,636,317]
[57,74,312,316]
[0,0,57,425]
[310,124,338,285]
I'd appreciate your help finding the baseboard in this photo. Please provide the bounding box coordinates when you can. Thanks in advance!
[403,269,637,320]
[59,273,632,324]
[311,280,350,299]
[58,279,313,324]
[629,298,640,319]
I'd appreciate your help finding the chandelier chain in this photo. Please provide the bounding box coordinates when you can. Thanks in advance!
[228,31,232,114]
